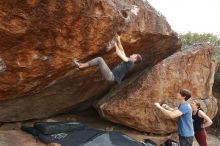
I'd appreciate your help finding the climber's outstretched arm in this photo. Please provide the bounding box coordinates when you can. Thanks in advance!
[114,34,129,62]
[115,42,129,62]
[115,35,126,57]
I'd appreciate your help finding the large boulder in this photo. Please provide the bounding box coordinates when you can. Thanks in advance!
[0,0,180,122]
[96,44,218,134]
[213,65,220,95]
[212,64,220,130]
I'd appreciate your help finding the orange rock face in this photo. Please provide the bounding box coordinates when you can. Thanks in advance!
[0,0,180,122]
[96,44,218,134]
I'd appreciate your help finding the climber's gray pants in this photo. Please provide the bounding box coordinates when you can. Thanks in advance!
[88,57,115,82]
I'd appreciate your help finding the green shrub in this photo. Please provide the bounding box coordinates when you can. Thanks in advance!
[179,32,220,63]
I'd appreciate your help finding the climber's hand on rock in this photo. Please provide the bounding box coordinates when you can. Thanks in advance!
[162,104,168,108]
[154,102,161,108]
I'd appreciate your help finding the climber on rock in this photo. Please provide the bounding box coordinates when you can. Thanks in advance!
[72,34,142,84]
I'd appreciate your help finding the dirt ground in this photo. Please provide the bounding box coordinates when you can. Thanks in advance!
[0,109,220,146]
[193,134,220,146]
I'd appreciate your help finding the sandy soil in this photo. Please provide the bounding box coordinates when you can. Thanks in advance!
[0,109,219,146]
[193,134,220,146]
